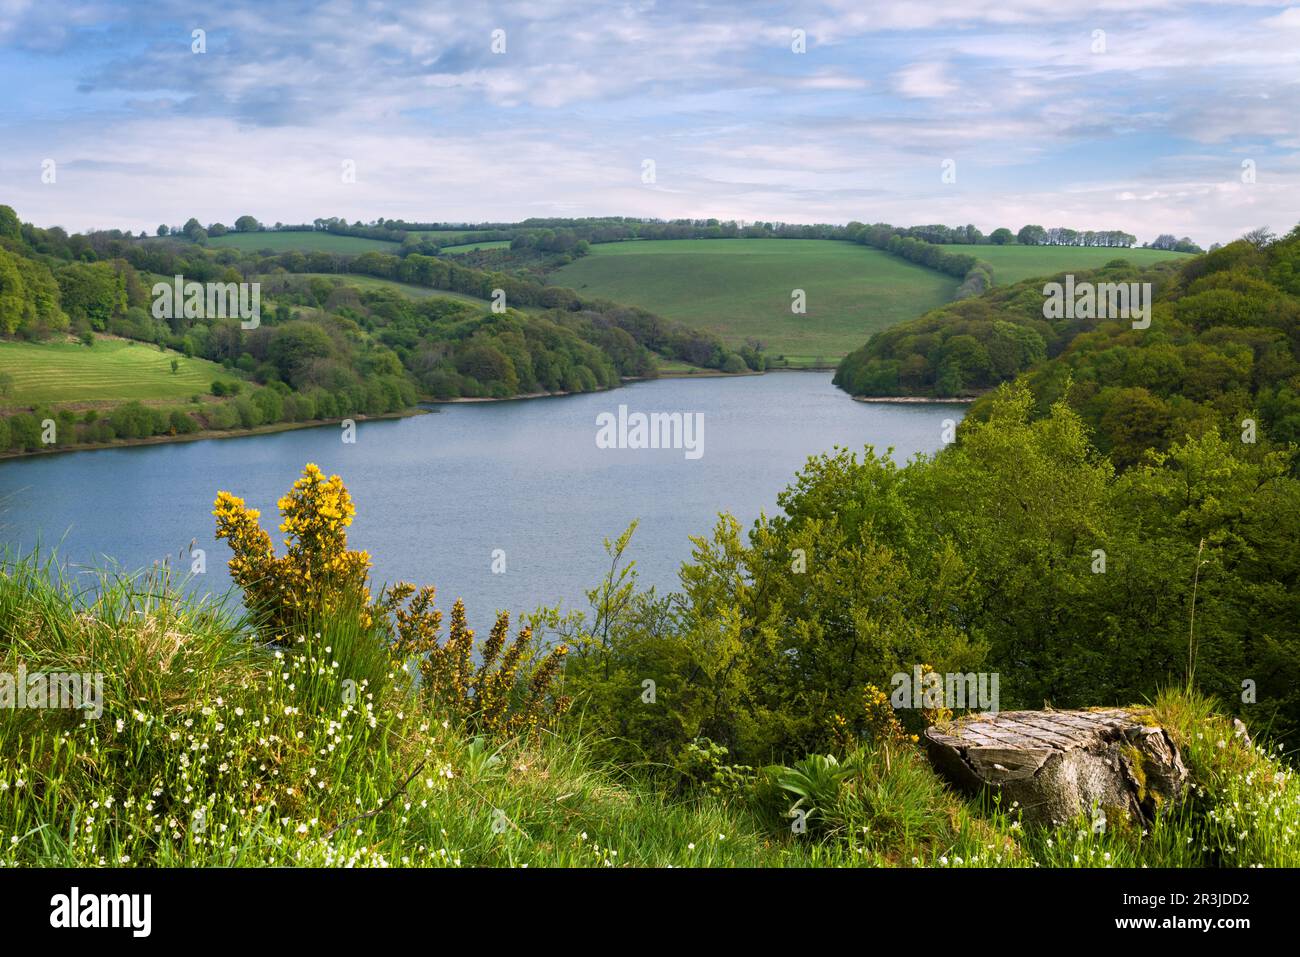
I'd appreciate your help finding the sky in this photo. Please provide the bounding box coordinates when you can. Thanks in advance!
[1,0,1298,246]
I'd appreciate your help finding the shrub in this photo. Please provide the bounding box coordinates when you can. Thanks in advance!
[214,464,376,641]
[215,464,572,737]
[720,353,748,374]
[388,587,571,738]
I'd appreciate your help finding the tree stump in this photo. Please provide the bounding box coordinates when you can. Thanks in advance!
[924,708,1188,826]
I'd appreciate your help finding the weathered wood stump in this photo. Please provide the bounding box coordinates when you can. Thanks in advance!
[924,708,1188,826]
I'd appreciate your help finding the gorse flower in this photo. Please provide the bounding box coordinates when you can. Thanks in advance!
[861,683,917,747]
[214,463,374,641]
[216,463,570,737]
[388,588,571,738]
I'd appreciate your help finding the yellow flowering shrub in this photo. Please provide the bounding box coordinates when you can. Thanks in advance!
[860,665,949,748]
[862,683,918,747]
[214,463,375,640]
[215,463,570,735]
[388,585,571,738]
[917,663,954,728]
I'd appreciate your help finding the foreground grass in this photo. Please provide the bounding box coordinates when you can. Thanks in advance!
[0,338,227,408]
[1,553,1294,867]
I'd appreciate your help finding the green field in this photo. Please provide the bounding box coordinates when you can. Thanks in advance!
[206,231,400,254]
[282,273,528,311]
[0,338,229,407]
[438,240,511,253]
[551,239,958,364]
[974,245,1192,284]
[411,230,492,243]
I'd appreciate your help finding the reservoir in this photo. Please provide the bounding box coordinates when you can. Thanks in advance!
[0,372,966,631]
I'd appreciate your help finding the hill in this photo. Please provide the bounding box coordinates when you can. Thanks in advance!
[205,231,400,254]
[262,272,523,309]
[973,244,1192,285]
[0,337,227,407]
[836,227,1300,468]
[550,239,958,366]
[438,240,512,253]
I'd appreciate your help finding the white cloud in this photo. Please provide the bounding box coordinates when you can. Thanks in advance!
[891,62,958,99]
[3,0,1299,245]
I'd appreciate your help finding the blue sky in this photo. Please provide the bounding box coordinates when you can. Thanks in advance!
[2,0,1298,245]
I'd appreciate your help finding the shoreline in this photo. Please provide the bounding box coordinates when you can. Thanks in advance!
[0,408,428,461]
[1,374,960,459]
[853,395,978,404]
[425,368,761,404]
[428,366,827,404]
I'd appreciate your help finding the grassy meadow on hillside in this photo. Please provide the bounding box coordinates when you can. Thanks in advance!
[0,338,227,407]
[974,244,1193,284]
[206,231,400,254]
[270,272,514,308]
[410,230,493,243]
[439,240,512,253]
[551,239,959,365]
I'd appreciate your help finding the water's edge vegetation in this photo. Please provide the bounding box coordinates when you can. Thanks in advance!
[3,380,1298,867]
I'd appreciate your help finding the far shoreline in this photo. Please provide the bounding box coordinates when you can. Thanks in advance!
[0,408,429,462]
[1,370,963,460]
[852,395,978,404]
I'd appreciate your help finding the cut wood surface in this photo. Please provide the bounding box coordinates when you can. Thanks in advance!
[924,708,1188,826]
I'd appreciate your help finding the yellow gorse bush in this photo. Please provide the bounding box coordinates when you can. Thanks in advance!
[387,583,571,738]
[862,683,918,747]
[214,463,374,640]
[859,665,949,747]
[214,463,570,736]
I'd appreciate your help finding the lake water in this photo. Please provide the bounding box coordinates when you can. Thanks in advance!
[0,373,965,631]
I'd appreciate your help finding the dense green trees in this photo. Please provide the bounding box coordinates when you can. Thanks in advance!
[0,246,67,337]
[0,205,20,241]
[55,262,127,331]
[1010,230,1300,462]
[563,383,1300,767]
[838,232,1300,469]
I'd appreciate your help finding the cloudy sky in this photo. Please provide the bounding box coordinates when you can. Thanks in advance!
[1,0,1298,245]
